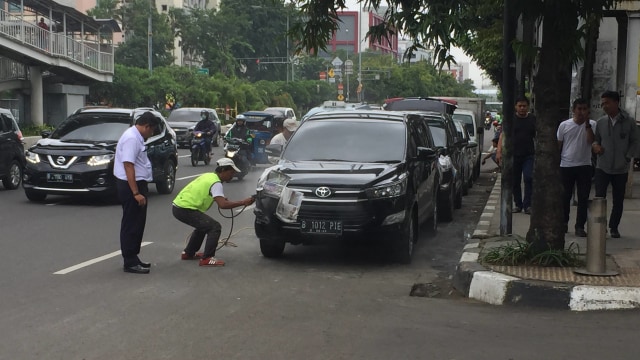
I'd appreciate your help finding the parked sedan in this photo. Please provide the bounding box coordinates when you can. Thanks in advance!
[22,108,178,202]
[453,119,477,195]
[254,110,439,264]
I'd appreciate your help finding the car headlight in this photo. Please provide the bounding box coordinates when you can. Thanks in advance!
[25,151,41,164]
[256,168,290,198]
[259,139,266,145]
[367,175,408,199]
[438,155,453,169]
[226,150,237,157]
[87,154,114,166]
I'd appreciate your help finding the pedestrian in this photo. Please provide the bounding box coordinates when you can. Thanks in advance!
[482,135,501,172]
[496,96,536,214]
[557,98,596,237]
[114,111,160,274]
[37,17,49,50]
[269,118,298,146]
[37,17,49,31]
[592,90,640,238]
[172,158,256,267]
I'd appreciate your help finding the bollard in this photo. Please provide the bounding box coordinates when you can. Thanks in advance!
[574,197,618,276]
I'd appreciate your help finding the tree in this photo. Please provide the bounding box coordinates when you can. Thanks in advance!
[115,0,175,69]
[290,0,619,253]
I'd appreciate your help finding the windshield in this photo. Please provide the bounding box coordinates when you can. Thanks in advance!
[283,120,406,162]
[427,121,447,147]
[453,113,475,137]
[51,114,131,142]
[167,110,201,123]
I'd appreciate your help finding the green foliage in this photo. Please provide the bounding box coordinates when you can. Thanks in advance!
[483,236,583,267]
[21,124,55,136]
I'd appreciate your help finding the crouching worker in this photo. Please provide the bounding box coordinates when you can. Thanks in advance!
[172,158,255,267]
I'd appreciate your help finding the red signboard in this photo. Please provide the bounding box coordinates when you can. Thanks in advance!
[319,71,326,80]
[338,83,344,90]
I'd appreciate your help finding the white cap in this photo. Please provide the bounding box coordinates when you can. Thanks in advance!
[216,158,241,172]
[283,118,299,132]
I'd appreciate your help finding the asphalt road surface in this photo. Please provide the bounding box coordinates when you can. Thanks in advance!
[1,136,639,359]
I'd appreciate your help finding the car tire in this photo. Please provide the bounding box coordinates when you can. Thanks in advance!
[393,207,416,264]
[438,187,454,222]
[213,136,219,147]
[2,159,22,190]
[25,189,47,202]
[156,159,176,194]
[259,237,285,258]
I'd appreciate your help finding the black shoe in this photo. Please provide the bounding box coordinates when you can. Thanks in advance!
[524,207,531,214]
[138,261,151,268]
[513,207,522,213]
[123,265,150,274]
[575,228,587,237]
[610,229,621,238]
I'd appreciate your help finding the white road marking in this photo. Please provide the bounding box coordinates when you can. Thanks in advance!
[176,174,206,181]
[178,154,191,158]
[53,242,153,275]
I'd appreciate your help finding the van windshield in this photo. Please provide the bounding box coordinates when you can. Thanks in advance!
[452,113,475,137]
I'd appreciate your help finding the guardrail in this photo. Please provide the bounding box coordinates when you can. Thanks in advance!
[0,9,114,74]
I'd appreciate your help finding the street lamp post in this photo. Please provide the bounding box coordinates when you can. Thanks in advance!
[147,0,152,72]
[358,3,362,102]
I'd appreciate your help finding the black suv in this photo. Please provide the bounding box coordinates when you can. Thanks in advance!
[254,110,439,263]
[0,108,25,190]
[22,108,178,202]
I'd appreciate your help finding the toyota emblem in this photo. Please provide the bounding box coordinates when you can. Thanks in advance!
[315,186,332,198]
[56,156,66,165]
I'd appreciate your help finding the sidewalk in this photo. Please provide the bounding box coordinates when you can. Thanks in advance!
[454,171,640,311]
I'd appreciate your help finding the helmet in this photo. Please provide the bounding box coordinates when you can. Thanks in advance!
[236,114,246,124]
[200,110,208,120]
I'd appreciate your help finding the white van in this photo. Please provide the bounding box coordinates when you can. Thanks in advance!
[452,108,481,179]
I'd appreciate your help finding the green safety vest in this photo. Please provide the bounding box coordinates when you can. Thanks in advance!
[173,173,221,212]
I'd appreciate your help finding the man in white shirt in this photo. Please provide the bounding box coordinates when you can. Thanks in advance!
[114,111,160,274]
[270,118,298,146]
[557,98,596,237]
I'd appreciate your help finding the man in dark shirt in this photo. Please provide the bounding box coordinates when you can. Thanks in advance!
[496,96,536,214]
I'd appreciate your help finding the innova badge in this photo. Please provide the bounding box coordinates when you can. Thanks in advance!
[315,186,332,198]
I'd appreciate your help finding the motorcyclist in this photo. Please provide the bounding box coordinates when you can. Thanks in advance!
[194,110,217,155]
[224,114,253,167]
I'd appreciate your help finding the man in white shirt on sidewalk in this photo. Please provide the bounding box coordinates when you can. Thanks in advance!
[270,118,298,146]
[557,98,596,237]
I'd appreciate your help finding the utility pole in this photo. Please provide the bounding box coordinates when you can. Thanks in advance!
[358,3,363,102]
[286,14,289,82]
[501,0,517,235]
[147,0,153,73]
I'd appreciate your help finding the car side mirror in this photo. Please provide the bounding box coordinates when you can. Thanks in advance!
[467,141,478,149]
[41,130,51,138]
[436,146,448,156]
[265,143,283,157]
[455,139,468,147]
[417,147,437,161]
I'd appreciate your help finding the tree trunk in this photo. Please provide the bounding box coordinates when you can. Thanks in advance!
[526,2,577,253]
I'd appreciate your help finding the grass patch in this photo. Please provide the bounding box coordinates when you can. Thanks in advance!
[483,236,583,267]
[21,124,55,137]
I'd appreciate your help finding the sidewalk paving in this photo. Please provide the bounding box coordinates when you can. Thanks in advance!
[454,171,640,311]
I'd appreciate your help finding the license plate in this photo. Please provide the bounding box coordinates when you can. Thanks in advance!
[300,219,343,234]
[47,173,73,183]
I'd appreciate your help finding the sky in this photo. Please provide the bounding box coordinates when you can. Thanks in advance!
[343,0,489,89]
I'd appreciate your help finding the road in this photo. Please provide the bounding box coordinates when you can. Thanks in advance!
[1,133,639,359]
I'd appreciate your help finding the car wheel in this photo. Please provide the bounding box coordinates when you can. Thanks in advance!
[213,136,219,147]
[156,159,176,194]
[438,187,454,222]
[393,208,416,264]
[25,189,47,202]
[2,159,22,190]
[191,149,199,166]
[259,237,285,258]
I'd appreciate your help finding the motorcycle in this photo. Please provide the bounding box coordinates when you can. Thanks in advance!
[484,115,492,130]
[224,138,252,180]
[190,130,212,166]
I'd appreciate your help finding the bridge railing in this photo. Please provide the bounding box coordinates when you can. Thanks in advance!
[0,8,114,74]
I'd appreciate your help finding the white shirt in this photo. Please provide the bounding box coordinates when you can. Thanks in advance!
[557,118,596,167]
[113,126,153,181]
[270,132,286,146]
[210,182,224,198]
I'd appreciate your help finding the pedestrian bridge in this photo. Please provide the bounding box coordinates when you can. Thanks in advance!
[0,0,119,125]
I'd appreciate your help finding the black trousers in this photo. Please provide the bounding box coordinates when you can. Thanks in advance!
[594,169,628,231]
[172,205,222,258]
[513,155,534,209]
[116,179,148,267]
[561,165,592,230]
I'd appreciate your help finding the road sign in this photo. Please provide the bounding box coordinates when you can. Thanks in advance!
[337,83,343,90]
[197,68,209,75]
[332,57,343,67]
[328,68,335,78]
[319,71,326,80]
[345,60,353,75]
[337,94,344,101]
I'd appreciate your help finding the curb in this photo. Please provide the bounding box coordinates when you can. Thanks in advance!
[453,174,640,311]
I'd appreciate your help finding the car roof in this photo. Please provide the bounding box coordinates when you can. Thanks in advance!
[172,107,214,112]
[453,109,474,115]
[304,109,410,122]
